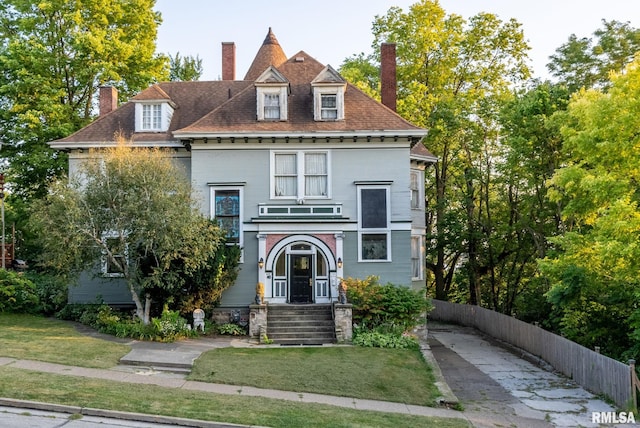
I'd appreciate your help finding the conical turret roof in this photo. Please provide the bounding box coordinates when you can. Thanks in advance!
[244,28,288,81]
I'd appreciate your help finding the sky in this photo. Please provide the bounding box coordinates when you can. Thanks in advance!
[154,0,640,81]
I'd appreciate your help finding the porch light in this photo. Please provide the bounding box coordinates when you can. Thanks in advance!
[337,257,343,269]
[258,257,264,269]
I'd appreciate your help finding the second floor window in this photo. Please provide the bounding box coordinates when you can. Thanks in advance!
[273,151,329,199]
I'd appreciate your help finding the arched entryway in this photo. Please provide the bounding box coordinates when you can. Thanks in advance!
[264,235,339,304]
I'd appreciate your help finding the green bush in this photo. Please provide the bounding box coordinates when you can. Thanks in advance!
[0,269,39,313]
[24,272,68,315]
[345,275,431,331]
[216,322,247,336]
[57,303,195,342]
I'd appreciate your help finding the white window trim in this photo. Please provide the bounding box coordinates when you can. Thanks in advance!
[410,169,424,210]
[210,186,244,262]
[134,102,174,132]
[101,231,128,277]
[411,235,424,280]
[357,185,391,262]
[313,86,345,121]
[256,86,288,121]
[270,150,331,200]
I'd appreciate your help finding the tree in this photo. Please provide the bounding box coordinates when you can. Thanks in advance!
[0,0,168,200]
[342,0,531,303]
[539,58,640,358]
[548,20,640,92]
[169,52,203,81]
[30,142,230,324]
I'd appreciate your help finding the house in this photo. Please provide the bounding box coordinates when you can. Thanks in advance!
[50,29,436,342]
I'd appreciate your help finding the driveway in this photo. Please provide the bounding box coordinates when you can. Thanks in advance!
[428,322,627,427]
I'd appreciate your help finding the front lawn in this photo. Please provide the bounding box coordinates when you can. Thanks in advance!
[190,346,441,406]
[0,367,469,428]
[0,314,130,368]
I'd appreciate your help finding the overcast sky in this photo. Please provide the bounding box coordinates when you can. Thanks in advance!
[154,0,640,81]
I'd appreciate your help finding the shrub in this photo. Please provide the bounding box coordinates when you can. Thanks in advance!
[0,269,39,313]
[352,327,420,350]
[345,275,431,331]
[216,322,247,336]
[25,272,68,316]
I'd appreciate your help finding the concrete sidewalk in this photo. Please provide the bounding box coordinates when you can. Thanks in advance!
[428,322,628,428]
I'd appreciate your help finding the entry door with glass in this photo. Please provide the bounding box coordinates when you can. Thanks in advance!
[289,254,313,303]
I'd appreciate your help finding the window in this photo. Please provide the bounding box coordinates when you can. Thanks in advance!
[134,102,173,132]
[272,151,329,199]
[101,233,127,277]
[410,170,422,209]
[142,104,162,130]
[264,94,281,120]
[411,235,423,280]
[320,94,338,120]
[214,190,240,244]
[211,187,243,249]
[358,186,391,261]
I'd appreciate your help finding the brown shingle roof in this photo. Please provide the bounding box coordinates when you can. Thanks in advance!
[176,51,423,135]
[244,28,288,81]
[52,29,427,147]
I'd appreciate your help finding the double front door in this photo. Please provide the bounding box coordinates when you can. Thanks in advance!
[290,254,312,303]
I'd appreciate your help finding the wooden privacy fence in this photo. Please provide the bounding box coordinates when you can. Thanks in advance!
[429,299,636,409]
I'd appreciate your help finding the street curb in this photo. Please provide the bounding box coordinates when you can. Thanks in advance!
[0,397,266,428]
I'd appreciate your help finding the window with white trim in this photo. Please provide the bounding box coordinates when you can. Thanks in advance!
[411,235,424,280]
[211,187,243,248]
[410,170,423,209]
[101,233,127,277]
[358,185,391,261]
[256,86,288,121]
[320,94,338,120]
[134,102,173,132]
[272,151,329,199]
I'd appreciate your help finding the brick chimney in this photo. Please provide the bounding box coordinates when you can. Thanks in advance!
[222,42,236,80]
[380,43,397,112]
[99,86,118,116]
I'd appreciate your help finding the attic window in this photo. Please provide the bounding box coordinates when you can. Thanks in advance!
[134,102,174,132]
[321,94,338,120]
[264,94,281,120]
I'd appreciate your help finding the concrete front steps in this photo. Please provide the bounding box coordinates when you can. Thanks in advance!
[267,304,336,345]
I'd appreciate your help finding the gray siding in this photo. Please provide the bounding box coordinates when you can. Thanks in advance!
[68,270,132,305]
[342,230,413,287]
[217,232,260,307]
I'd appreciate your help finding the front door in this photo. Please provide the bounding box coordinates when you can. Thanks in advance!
[290,254,312,303]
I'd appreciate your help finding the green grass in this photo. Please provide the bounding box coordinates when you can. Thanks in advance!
[190,346,441,406]
[0,367,469,428]
[0,314,130,368]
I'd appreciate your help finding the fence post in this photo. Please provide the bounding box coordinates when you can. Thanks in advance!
[630,359,638,412]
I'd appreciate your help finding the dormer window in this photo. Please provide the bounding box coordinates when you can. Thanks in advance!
[142,104,162,130]
[321,94,338,120]
[134,101,174,132]
[312,65,346,122]
[255,66,289,121]
[264,93,281,120]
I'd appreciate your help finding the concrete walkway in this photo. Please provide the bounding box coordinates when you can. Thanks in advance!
[428,322,629,428]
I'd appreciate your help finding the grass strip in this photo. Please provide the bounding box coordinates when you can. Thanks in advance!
[0,367,468,428]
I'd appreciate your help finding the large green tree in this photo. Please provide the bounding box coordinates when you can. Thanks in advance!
[341,0,530,303]
[0,0,168,200]
[30,143,231,324]
[169,52,203,81]
[539,58,640,359]
[548,19,640,92]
